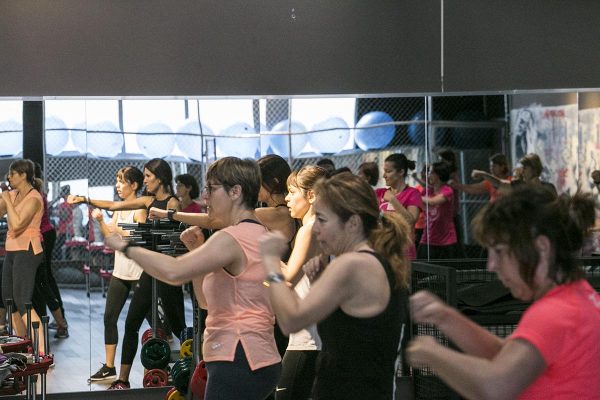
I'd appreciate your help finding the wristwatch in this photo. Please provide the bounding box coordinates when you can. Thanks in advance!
[265,272,285,284]
[167,208,177,221]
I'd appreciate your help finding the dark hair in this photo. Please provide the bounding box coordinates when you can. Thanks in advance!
[331,167,352,176]
[206,157,261,209]
[385,154,416,176]
[175,173,200,199]
[490,153,509,175]
[144,158,174,196]
[358,162,379,186]
[314,174,411,288]
[431,161,451,183]
[520,153,543,177]
[437,148,457,173]
[472,185,595,286]
[257,155,291,196]
[118,166,144,195]
[316,158,336,174]
[9,159,41,192]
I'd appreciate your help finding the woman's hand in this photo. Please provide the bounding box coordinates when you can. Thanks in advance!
[179,226,205,251]
[383,189,394,202]
[302,255,328,282]
[105,233,127,252]
[410,290,451,327]
[67,194,84,204]
[149,207,167,220]
[1,191,10,202]
[406,336,440,368]
[91,208,104,222]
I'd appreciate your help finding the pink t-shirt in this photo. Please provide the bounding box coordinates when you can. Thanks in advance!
[511,280,600,399]
[182,201,203,213]
[420,184,456,246]
[375,186,423,259]
[202,221,281,370]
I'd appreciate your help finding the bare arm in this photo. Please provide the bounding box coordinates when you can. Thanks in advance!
[472,170,511,189]
[411,291,504,358]
[260,231,353,334]
[407,336,545,400]
[280,222,318,285]
[422,193,447,206]
[385,191,419,226]
[2,192,41,236]
[68,194,151,212]
[149,208,225,229]
[105,229,241,286]
[449,180,488,196]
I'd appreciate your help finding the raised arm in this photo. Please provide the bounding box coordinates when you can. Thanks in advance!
[68,194,151,212]
[149,208,225,229]
[105,229,241,286]
[2,192,41,236]
[280,222,318,284]
[384,190,419,226]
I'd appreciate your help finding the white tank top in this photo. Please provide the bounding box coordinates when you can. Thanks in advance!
[111,210,143,281]
[287,275,322,351]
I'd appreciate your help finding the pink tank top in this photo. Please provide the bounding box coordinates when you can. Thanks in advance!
[202,221,281,370]
[6,189,44,254]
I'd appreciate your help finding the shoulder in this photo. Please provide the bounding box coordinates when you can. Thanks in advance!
[327,251,380,279]
[440,185,453,196]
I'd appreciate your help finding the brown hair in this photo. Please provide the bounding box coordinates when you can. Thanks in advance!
[206,157,261,209]
[519,153,543,177]
[258,154,291,196]
[313,172,411,288]
[472,185,595,286]
[117,166,144,195]
[9,159,41,192]
[287,165,328,193]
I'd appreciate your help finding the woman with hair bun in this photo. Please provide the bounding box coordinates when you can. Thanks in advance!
[376,153,422,259]
[407,186,600,399]
[260,173,411,400]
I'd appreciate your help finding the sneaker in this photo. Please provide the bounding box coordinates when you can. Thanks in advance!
[108,379,130,390]
[54,326,69,339]
[89,364,116,382]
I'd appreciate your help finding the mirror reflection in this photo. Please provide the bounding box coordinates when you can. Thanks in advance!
[0,91,598,395]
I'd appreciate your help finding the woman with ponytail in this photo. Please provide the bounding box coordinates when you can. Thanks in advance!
[407,185,600,399]
[260,172,411,400]
[0,159,46,349]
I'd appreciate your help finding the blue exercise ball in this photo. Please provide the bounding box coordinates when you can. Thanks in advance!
[44,116,70,156]
[217,122,259,159]
[310,117,351,154]
[176,120,213,161]
[136,123,175,158]
[408,111,449,145]
[354,111,395,151]
[0,119,23,156]
[86,121,124,158]
[264,120,308,158]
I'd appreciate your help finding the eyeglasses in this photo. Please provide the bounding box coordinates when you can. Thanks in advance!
[203,184,223,195]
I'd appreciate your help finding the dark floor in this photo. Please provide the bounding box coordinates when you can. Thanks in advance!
[36,286,193,395]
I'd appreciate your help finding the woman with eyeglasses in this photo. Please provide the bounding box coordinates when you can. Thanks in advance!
[105,157,282,399]
[68,158,186,390]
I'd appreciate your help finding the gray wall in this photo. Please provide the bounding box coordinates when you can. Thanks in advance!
[1,0,600,97]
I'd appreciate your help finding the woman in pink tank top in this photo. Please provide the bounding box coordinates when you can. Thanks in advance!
[105,157,281,400]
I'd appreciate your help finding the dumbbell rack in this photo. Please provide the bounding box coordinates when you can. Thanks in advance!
[0,300,53,400]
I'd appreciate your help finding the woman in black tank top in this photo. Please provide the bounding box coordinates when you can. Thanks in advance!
[260,173,412,400]
[68,158,185,389]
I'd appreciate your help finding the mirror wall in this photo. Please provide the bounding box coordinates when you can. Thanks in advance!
[1,90,599,394]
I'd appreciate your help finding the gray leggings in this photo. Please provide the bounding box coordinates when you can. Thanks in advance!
[2,248,43,315]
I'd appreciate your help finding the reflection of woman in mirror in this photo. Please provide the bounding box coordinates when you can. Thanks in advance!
[175,173,203,213]
[449,153,512,203]
[105,157,282,398]
[259,173,411,400]
[31,162,69,339]
[376,154,423,260]
[88,166,146,383]
[69,158,185,390]
[407,186,600,399]
[417,161,460,259]
[0,159,46,350]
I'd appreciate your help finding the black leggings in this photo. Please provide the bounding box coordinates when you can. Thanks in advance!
[120,272,186,365]
[2,248,43,315]
[205,343,281,400]
[104,277,137,345]
[32,229,64,317]
[276,350,319,400]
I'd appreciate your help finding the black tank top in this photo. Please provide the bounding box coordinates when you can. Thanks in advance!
[146,196,177,222]
[315,250,408,400]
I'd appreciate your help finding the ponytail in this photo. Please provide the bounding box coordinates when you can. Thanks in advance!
[370,212,411,288]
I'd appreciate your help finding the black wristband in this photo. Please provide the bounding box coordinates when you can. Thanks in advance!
[167,208,177,221]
